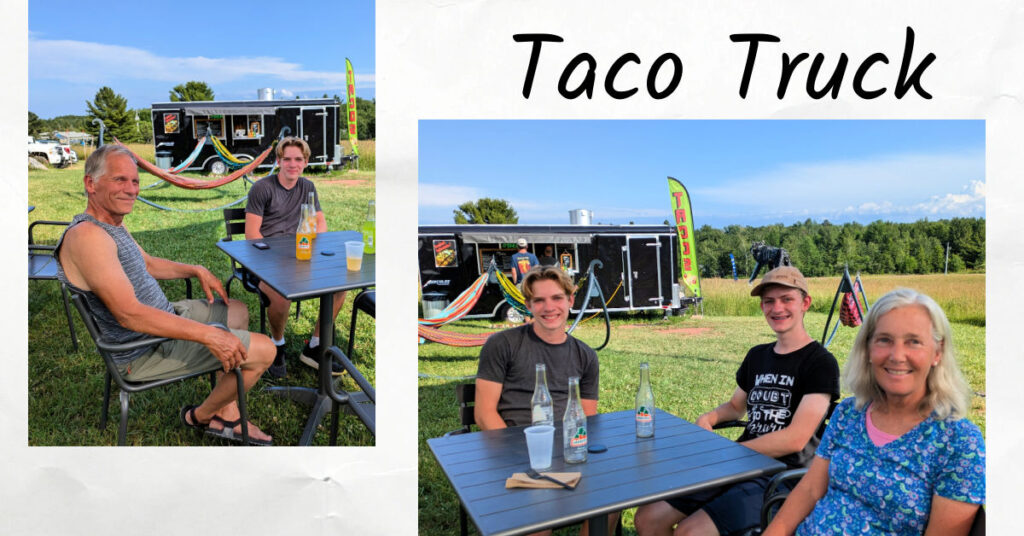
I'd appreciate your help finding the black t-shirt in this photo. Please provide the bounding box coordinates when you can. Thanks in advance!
[735,340,839,468]
[476,324,599,427]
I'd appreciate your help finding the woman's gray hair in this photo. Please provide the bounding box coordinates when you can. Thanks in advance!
[84,144,137,181]
[843,287,971,421]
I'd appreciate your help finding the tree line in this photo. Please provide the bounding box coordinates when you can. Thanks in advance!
[694,217,985,278]
[29,81,375,144]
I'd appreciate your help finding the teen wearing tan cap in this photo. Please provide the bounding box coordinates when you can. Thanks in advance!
[635,266,839,536]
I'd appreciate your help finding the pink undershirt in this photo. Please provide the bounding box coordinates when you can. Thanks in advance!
[865,403,900,447]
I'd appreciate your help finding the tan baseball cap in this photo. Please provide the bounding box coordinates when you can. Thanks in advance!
[750,266,809,297]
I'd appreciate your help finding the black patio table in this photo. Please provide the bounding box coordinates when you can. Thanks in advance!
[216,230,375,445]
[427,409,786,536]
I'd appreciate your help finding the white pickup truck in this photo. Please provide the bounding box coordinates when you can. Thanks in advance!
[28,136,73,168]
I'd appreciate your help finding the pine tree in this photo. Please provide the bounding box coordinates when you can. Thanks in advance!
[169,81,215,102]
[85,87,141,142]
[453,198,518,224]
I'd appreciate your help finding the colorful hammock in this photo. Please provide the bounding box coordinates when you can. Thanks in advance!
[417,260,613,350]
[210,135,252,169]
[419,273,489,326]
[494,267,532,317]
[417,325,494,347]
[114,137,275,190]
[161,137,207,174]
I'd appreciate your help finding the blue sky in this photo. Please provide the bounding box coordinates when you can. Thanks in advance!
[419,120,985,228]
[29,1,375,118]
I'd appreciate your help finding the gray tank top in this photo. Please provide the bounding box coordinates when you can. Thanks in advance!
[55,213,175,365]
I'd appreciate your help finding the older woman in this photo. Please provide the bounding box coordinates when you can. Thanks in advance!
[764,288,984,536]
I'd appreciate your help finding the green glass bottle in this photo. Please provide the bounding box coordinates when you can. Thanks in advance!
[361,200,376,254]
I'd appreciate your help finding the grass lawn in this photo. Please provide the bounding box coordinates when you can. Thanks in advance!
[28,156,376,447]
[417,275,986,535]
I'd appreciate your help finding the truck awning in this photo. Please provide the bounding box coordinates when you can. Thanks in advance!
[459,232,594,244]
[183,106,277,116]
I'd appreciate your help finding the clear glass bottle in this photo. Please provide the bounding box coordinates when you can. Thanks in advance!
[562,376,588,464]
[306,192,317,238]
[530,364,554,426]
[635,362,655,438]
[361,199,376,254]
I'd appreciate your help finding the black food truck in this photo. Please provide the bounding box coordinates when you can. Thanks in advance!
[419,224,699,322]
[151,95,350,174]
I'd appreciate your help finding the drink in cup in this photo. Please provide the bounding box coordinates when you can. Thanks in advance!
[524,425,555,471]
[345,241,365,271]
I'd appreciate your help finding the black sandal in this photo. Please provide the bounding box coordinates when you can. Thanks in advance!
[204,415,273,446]
[179,405,208,433]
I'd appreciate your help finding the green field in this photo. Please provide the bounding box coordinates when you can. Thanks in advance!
[28,160,376,446]
[417,274,986,534]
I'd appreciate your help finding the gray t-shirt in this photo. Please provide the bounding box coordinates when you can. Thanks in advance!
[477,324,599,427]
[245,174,323,237]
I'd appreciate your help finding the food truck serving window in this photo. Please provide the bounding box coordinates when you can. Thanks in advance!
[233,115,263,139]
[194,117,225,140]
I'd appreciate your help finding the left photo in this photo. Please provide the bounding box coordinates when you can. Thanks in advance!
[27,1,376,446]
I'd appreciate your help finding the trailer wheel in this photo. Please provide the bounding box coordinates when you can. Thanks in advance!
[206,159,228,176]
[498,303,525,324]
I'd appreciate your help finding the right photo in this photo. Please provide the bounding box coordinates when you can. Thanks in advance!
[417,120,986,536]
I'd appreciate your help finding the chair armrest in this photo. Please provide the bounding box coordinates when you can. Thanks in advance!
[759,468,808,529]
[712,420,748,430]
[443,426,472,437]
[324,346,375,404]
[93,322,228,353]
[29,220,71,245]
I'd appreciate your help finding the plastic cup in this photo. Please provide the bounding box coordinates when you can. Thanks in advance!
[524,424,555,471]
[345,241,365,271]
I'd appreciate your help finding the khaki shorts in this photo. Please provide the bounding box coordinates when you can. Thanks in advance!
[120,299,251,382]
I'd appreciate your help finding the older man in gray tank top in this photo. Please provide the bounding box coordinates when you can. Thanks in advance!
[55,144,276,445]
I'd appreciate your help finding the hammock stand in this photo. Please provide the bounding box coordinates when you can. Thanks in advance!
[821,265,871,348]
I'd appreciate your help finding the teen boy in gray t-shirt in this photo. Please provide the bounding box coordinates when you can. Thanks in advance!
[475,266,599,429]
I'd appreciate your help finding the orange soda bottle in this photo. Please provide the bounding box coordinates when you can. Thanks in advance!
[295,204,313,260]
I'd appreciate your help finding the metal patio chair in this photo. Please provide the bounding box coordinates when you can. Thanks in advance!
[29,220,77,350]
[69,289,250,446]
[222,208,305,333]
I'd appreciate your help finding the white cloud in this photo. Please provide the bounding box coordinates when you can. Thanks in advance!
[693,149,984,223]
[419,183,484,207]
[29,38,374,87]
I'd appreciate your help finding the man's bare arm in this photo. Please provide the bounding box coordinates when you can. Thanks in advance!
[135,236,228,304]
[474,378,508,430]
[61,223,246,371]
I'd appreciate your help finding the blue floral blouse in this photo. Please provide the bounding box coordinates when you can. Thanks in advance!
[796,397,985,535]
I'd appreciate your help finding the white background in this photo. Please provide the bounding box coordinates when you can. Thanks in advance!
[4,1,1021,534]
